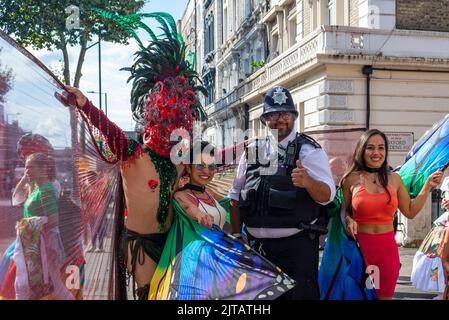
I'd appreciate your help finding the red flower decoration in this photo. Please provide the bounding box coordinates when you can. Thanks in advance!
[148,179,159,190]
[142,76,195,157]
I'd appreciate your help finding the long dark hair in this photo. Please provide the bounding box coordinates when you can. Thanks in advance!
[341,129,392,202]
[27,152,56,181]
[189,141,216,164]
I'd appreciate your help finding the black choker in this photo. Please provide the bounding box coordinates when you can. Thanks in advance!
[364,166,381,173]
[181,183,206,193]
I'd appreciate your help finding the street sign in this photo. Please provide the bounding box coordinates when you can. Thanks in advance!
[385,132,414,152]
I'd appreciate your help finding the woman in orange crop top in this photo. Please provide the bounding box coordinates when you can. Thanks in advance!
[341,129,443,300]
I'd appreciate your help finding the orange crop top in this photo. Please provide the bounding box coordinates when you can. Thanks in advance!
[351,173,398,225]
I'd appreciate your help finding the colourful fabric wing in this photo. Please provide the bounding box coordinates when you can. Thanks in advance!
[218,197,231,224]
[149,199,296,300]
[318,188,378,300]
[0,241,15,299]
[0,30,120,300]
[399,114,449,197]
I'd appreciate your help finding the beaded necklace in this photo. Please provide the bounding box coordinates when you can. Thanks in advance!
[144,146,178,231]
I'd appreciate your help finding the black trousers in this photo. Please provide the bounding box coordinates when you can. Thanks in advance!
[251,232,320,300]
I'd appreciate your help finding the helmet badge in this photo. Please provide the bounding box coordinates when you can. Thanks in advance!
[272,87,288,105]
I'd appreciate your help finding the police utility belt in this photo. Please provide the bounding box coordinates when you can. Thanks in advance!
[238,133,328,235]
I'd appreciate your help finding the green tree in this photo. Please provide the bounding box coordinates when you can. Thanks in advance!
[0,0,145,87]
[0,48,14,104]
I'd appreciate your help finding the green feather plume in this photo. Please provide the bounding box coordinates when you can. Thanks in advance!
[83,8,206,123]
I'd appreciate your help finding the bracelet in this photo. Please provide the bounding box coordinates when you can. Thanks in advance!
[231,233,242,239]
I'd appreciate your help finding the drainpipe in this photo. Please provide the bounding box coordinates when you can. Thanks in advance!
[362,65,373,130]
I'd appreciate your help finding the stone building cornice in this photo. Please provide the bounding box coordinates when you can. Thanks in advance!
[216,48,240,69]
[317,53,449,70]
[261,5,283,24]
[211,25,449,116]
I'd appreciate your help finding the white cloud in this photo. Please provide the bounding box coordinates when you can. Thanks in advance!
[18,0,189,132]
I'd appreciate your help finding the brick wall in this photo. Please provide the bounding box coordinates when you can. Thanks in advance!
[396,0,449,32]
[349,0,358,27]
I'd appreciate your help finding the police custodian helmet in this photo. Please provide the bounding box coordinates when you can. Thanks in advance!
[260,86,298,124]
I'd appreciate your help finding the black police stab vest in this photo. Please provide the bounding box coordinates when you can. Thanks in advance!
[238,133,322,228]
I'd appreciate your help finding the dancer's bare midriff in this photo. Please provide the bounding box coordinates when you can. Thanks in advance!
[121,153,183,290]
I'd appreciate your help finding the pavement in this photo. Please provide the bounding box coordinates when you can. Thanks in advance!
[318,246,442,300]
[0,244,443,300]
[82,237,113,300]
[0,193,443,300]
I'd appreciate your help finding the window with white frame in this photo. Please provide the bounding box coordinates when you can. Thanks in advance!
[271,32,279,58]
[203,72,215,106]
[204,14,214,54]
[288,6,297,47]
[327,0,335,25]
[309,0,315,32]
[232,0,237,33]
[244,0,251,18]
[223,3,228,41]
[344,0,350,25]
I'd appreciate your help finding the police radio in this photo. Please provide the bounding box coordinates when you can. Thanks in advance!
[284,134,299,168]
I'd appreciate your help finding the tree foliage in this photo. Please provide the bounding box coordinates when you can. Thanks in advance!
[0,0,146,87]
[0,48,14,104]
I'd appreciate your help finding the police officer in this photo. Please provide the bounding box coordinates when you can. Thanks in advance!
[229,86,336,300]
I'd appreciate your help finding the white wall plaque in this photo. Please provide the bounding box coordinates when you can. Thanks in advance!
[384,132,414,152]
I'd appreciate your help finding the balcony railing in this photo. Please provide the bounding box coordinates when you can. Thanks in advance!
[211,25,449,116]
[211,29,324,114]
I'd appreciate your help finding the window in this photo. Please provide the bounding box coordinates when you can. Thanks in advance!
[244,0,251,18]
[252,119,260,137]
[271,33,279,58]
[203,71,215,106]
[232,0,237,32]
[310,0,316,32]
[327,0,335,25]
[204,14,214,54]
[210,16,214,51]
[208,84,214,105]
[298,102,304,132]
[289,17,297,47]
[344,0,350,25]
[223,5,228,41]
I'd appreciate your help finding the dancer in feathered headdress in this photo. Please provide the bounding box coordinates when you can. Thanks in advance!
[60,9,206,300]
[59,9,297,301]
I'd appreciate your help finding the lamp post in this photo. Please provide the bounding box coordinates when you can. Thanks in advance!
[87,34,103,112]
[87,91,108,117]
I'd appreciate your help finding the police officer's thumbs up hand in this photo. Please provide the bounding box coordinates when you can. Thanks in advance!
[291,160,311,188]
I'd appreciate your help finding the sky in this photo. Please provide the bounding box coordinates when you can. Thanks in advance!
[27,0,190,132]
